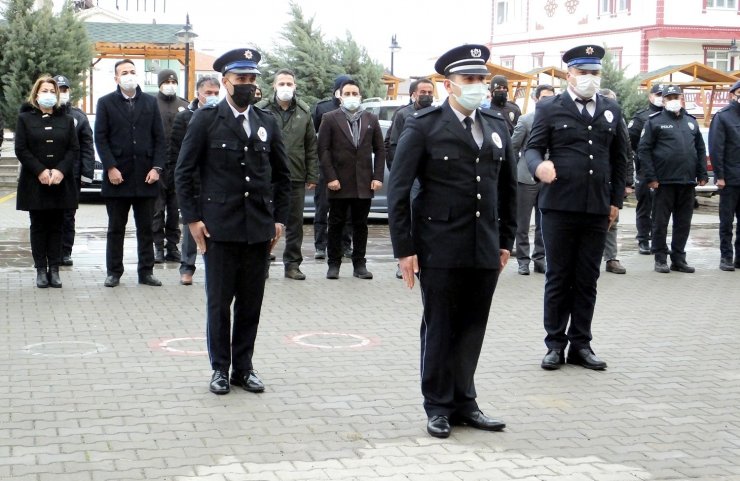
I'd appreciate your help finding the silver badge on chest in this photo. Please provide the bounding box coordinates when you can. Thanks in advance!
[604,110,614,124]
[688,122,695,131]
[257,126,267,142]
[492,132,503,149]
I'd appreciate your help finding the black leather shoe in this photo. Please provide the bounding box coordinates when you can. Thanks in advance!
[654,261,670,273]
[165,247,181,262]
[720,258,735,271]
[670,261,695,273]
[36,268,49,288]
[230,370,265,393]
[138,274,162,286]
[426,415,451,438]
[104,275,120,287]
[451,410,506,431]
[154,248,165,264]
[209,370,230,395]
[353,265,373,279]
[314,249,326,260]
[541,349,564,370]
[48,267,62,288]
[533,261,546,274]
[285,267,306,280]
[61,255,73,266]
[326,265,340,279]
[567,348,607,370]
[518,264,530,275]
[343,248,353,259]
[638,241,651,255]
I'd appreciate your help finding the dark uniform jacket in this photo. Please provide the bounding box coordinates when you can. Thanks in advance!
[94,86,166,198]
[637,109,708,185]
[384,102,414,169]
[255,96,319,184]
[525,92,627,215]
[15,103,80,211]
[60,103,94,182]
[627,103,662,175]
[388,101,517,270]
[317,109,385,200]
[487,100,521,135]
[175,100,291,244]
[168,98,198,173]
[708,101,740,186]
[312,97,340,133]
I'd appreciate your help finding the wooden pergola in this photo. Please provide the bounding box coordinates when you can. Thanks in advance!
[640,62,738,126]
[382,73,403,100]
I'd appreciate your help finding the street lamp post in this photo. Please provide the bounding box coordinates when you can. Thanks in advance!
[729,38,739,71]
[389,34,401,76]
[175,14,198,99]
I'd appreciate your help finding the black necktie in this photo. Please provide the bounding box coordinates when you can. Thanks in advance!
[576,98,592,121]
[236,114,246,135]
[463,117,475,143]
[127,98,135,113]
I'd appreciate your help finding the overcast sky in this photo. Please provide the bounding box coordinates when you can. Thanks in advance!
[67,0,493,78]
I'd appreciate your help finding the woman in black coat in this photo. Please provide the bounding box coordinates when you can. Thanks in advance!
[15,75,80,288]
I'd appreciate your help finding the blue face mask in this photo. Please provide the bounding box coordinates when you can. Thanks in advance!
[480,99,491,109]
[204,95,219,107]
[37,93,57,109]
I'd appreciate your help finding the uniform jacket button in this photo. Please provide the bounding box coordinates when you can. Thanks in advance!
[476,176,481,182]
[475,211,480,218]
[244,192,249,198]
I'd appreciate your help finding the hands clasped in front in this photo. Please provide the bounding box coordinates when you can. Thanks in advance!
[37,169,64,186]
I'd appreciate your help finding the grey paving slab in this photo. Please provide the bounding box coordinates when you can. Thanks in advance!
[1,193,739,480]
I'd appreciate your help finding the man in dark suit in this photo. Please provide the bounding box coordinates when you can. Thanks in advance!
[525,45,627,371]
[388,44,517,438]
[318,79,385,280]
[175,48,291,395]
[95,60,166,288]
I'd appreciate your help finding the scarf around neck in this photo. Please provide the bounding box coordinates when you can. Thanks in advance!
[341,107,362,147]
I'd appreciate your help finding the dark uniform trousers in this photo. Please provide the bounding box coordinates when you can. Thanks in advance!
[284,181,307,268]
[719,185,740,260]
[541,209,608,351]
[152,172,181,250]
[419,267,499,417]
[204,239,269,372]
[634,177,655,242]
[327,198,371,266]
[105,197,155,277]
[314,173,352,252]
[651,184,695,263]
[30,210,65,268]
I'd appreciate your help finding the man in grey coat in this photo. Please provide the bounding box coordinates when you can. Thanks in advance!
[510,84,554,275]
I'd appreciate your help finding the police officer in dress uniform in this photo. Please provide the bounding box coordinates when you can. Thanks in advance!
[175,48,291,395]
[388,44,517,438]
[525,45,627,371]
[638,85,707,274]
[628,83,664,255]
[487,75,521,135]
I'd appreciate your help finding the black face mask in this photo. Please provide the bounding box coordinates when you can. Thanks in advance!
[230,82,257,108]
[493,91,508,107]
[416,95,433,109]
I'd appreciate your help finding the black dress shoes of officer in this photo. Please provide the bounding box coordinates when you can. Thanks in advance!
[165,246,181,262]
[48,267,62,288]
[670,261,695,273]
[36,268,49,288]
[285,267,306,280]
[230,370,265,393]
[61,255,74,266]
[154,247,165,264]
[533,260,546,274]
[451,410,506,431]
[541,348,564,370]
[638,241,651,255]
[654,261,670,273]
[104,275,120,287]
[518,264,530,275]
[720,258,736,271]
[353,265,373,279]
[210,370,230,395]
[567,348,607,370]
[427,415,451,438]
[314,249,326,260]
[326,265,340,279]
[138,274,162,286]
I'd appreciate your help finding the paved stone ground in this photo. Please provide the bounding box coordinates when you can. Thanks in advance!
[1,192,739,481]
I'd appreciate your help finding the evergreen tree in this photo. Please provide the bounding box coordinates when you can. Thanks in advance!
[0,0,92,129]
[600,49,646,120]
[331,32,385,100]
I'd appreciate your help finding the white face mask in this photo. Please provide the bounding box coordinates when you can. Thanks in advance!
[160,84,177,96]
[342,96,361,111]
[651,96,663,108]
[449,80,488,111]
[59,92,70,105]
[276,87,294,102]
[119,74,139,91]
[203,95,219,107]
[664,99,682,113]
[37,93,57,109]
[572,74,601,99]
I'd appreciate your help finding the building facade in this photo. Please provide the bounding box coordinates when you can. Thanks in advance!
[488,0,740,76]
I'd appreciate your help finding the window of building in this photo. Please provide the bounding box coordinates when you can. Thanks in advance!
[501,56,514,69]
[599,0,611,14]
[617,0,630,11]
[532,52,544,69]
[607,48,623,69]
[495,0,509,24]
[706,49,730,71]
[707,0,736,8]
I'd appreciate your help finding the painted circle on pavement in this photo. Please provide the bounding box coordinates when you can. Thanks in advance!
[150,337,207,356]
[288,332,378,349]
[21,341,107,358]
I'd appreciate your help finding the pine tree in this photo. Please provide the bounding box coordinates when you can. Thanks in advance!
[600,49,646,120]
[331,32,385,100]
[0,0,92,130]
